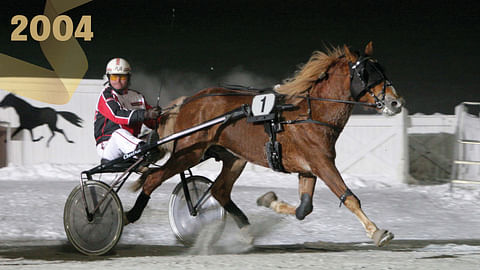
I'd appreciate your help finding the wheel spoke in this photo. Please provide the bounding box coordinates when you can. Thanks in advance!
[64,181,123,256]
[168,176,226,245]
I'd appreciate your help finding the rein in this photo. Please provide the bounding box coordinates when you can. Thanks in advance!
[160,56,391,133]
[160,88,347,133]
[159,91,257,115]
[291,93,377,107]
[159,85,374,133]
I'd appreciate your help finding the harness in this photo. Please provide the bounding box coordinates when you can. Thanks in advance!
[244,94,294,172]
[161,55,392,174]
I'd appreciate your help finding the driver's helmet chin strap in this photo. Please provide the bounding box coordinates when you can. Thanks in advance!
[108,82,128,94]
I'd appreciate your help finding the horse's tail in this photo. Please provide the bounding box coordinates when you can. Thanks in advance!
[157,96,187,153]
[57,111,83,127]
[130,96,187,192]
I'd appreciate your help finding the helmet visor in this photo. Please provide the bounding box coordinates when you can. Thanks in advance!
[109,74,129,81]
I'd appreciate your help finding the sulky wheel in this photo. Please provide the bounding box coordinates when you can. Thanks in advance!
[63,181,123,255]
[168,175,226,245]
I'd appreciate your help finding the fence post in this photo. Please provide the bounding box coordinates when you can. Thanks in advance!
[399,108,410,183]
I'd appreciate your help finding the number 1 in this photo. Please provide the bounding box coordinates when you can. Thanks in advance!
[260,96,266,112]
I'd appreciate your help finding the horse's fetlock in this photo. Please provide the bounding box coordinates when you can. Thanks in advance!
[295,193,313,220]
[126,191,150,223]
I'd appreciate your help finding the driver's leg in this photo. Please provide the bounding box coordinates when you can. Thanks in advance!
[102,129,142,161]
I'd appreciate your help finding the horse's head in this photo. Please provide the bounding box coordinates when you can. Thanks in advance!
[0,93,18,108]
[344,42,404,116]
[0,93,14,108]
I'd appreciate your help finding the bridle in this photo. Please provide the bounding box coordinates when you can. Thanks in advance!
[348,55,393,109]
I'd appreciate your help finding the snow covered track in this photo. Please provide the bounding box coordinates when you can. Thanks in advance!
[1,167,480,268]
[1,240,480,269]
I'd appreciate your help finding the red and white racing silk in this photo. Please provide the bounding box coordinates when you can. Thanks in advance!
[94,86,156,145]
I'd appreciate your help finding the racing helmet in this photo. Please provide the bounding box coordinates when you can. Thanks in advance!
[106,58,131,75]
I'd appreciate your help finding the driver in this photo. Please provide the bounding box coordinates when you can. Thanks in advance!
[94,57,160,163]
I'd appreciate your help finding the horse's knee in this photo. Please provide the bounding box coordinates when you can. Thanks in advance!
[295,193,313,220]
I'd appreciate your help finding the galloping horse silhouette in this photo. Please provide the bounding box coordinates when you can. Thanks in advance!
[0,93,83,147]
[128,42,404,247]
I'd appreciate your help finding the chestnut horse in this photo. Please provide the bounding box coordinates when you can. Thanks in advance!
[126,42,404,247]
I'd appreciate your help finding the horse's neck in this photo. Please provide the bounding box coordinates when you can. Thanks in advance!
[7,96,36,113]
[309,65,354,129]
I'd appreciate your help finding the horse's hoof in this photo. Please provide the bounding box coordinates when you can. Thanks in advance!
[122,212,130,226]
[256,191,278,207]
[372,229,394,247]
[239,225,254,245]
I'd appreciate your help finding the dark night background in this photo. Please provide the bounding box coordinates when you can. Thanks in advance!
[1,0,479,114]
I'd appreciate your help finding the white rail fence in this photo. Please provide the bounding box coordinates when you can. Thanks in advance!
[451,102,480,184]
[0,79,470,185]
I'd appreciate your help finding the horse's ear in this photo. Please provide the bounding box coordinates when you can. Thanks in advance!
[364,41,374,56]
[343,45,357,62]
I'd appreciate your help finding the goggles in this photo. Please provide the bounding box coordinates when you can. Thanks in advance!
[109,74,129,81]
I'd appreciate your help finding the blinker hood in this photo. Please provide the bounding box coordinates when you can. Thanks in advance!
[348,57,386,101]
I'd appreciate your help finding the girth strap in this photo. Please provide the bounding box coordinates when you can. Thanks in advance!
[280,118,341,133]
[264,120,287,172]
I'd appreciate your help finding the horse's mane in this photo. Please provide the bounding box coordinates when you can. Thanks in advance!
[276,46,345,97]
[1,93,33,109]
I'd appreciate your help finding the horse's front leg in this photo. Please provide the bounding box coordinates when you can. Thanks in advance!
[10,127,24,139]
[296,173,316,219]
[256,173,317,220]
[312,158,394,247]
[28,129,44,142]
[12,127,43,142]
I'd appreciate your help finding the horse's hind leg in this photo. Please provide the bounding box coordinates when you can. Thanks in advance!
[48,124,74,146]
[208,147,252,242]
[209,149,248,228]
[57,128,74,143]
[257,173,317,220]
[125,147,204,224]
